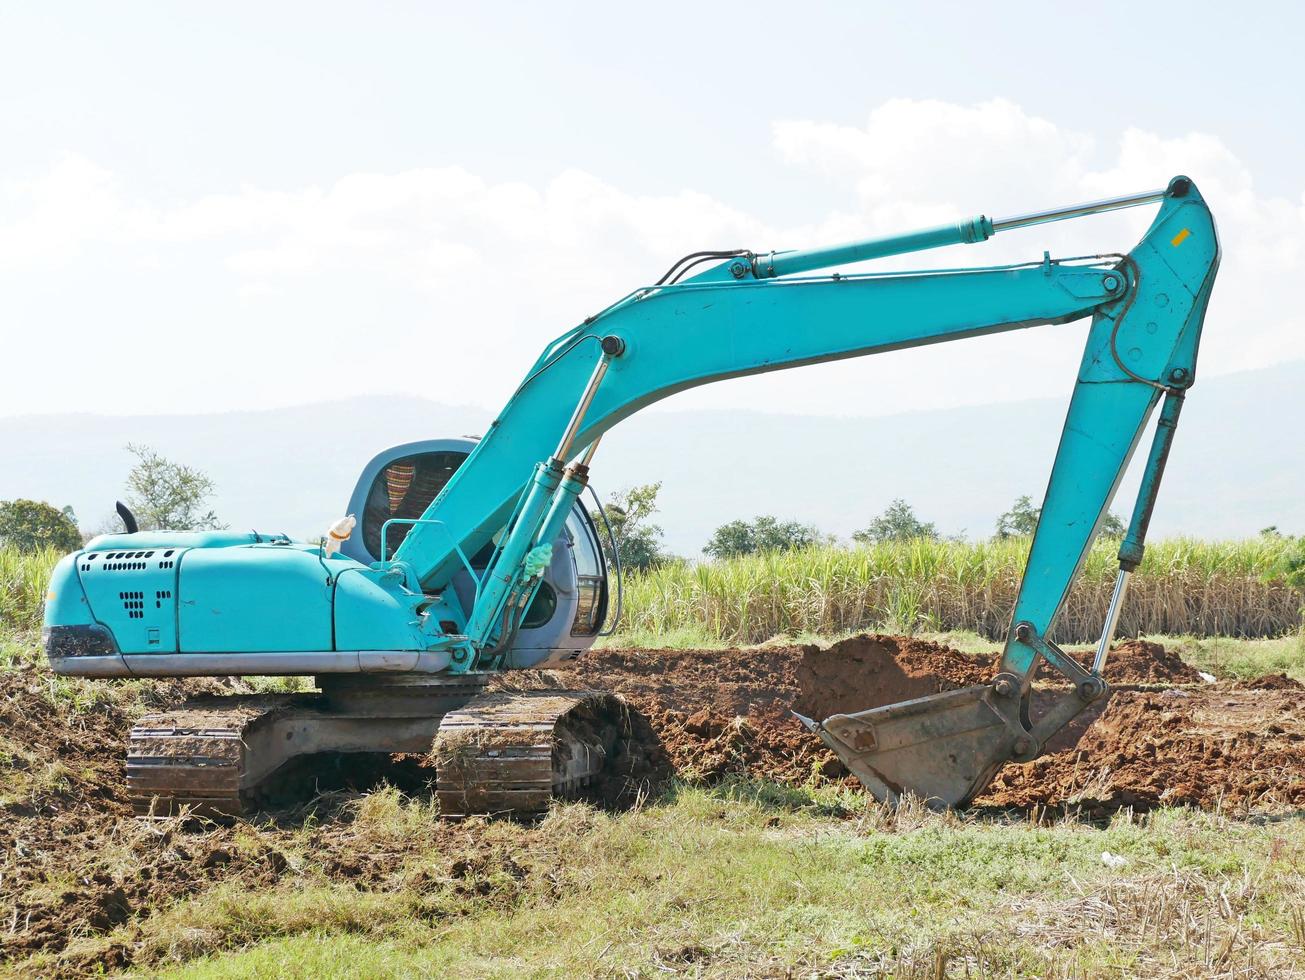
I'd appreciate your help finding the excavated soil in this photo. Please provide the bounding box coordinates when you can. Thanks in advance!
[544,634,1305,814]
[1040,638,1207,685]
[3,632,1303,971]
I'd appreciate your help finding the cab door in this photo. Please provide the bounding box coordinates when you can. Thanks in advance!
[343,440,610,665]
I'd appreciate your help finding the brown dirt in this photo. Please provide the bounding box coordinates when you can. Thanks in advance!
[546,634,1305,816]
[981,686,1305,811]
[1231,672,1304,691]
[1039,638,1206,685]
[3,632,1302,972]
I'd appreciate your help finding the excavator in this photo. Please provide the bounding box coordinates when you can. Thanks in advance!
[42,175,1218,816]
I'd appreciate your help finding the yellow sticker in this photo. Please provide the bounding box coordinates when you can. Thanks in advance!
[1171,227,1191,247]
[46,592,56,601]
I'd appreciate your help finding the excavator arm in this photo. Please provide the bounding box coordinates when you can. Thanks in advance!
[399,175,1218,806]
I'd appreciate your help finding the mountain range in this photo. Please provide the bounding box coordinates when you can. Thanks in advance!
[3,361,1301,555]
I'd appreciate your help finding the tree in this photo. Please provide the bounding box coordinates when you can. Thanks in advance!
[0,499,83,553]
[995,495,1041,539]
[703,515,820,559]
[1098,511,1127,538]
[703,519,754,559]
[1264,532,1305,589]
[853,498,938,544]
[123,443,226,531]
[591,482,666,572]
[996,494,1126,539]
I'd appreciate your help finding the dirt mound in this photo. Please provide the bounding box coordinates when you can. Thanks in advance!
[1033,638,1206,685]
[793,634,988,720]
[0,666,250,966]
[548,644,807,715]
[637,704,836,784]
[1097,639,1206,684]
[1231,673,1303,691]
[555,635,1305,817]
[979,688,1305,812]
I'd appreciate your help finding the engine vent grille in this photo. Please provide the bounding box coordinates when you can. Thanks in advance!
[121,590,146,619]
[84,550,158,573]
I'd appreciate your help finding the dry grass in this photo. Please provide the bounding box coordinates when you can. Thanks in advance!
[619,537,1304,645]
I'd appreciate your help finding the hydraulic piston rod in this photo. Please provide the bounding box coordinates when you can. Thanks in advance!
[992,188,1168,233]
[1093,571,1132,674]
[554,335,625,463]
[736,186,1171,281]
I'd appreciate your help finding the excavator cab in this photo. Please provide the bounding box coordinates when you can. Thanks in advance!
[343,438,614,667]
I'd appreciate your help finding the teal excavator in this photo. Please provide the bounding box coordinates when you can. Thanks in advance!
[43,176,1218,816]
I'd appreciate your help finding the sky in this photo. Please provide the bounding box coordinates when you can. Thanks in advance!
[2,2,1303,422]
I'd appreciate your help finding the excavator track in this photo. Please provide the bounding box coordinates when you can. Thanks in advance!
[127,697,314,817]
[126,685,631,819]
[433,690,628,818]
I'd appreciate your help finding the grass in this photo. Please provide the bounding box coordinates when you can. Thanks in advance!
[42,785,1297,978]
[1163,634,1305,682]
[0,544,61,631]
[619,537,1304,645]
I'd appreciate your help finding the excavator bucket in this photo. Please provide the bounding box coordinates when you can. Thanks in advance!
[797,682,1024,808]
[797,669,1107,808]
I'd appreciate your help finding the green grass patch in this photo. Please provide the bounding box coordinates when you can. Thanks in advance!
[0,545,62,631]
[1162,633,1305,682]
[112,786,1305,979]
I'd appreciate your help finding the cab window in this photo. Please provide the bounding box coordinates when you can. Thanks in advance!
[361,451,467,560]
[565,508,608,636]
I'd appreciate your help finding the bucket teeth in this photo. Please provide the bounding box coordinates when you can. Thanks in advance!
[790,710,819,733]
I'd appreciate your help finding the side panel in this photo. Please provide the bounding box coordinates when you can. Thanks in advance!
[43,552,129,675]
[332,569,429,654]
[44,553,102,631]
[76,544,183,654]
[177,548,334,653]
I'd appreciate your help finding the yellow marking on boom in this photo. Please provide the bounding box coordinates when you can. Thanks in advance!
[1171,227,1191,247]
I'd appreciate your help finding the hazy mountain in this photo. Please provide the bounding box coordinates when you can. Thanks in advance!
[3,361,1301,554]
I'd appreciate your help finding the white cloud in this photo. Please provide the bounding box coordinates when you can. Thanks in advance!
[773,98,1095,223]
[1,99,1301,419]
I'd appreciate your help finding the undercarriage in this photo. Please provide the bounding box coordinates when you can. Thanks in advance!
[127,675,632,818]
